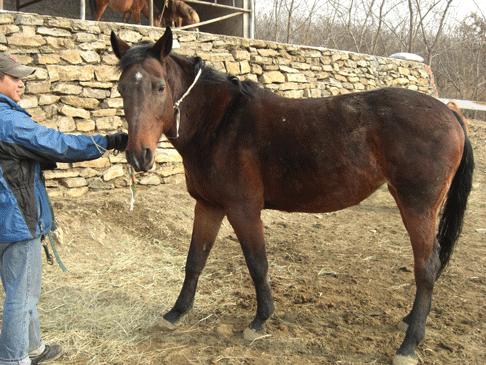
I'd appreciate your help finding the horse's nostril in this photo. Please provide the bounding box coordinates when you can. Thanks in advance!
[140,147,154,171]
[142,147,153,164]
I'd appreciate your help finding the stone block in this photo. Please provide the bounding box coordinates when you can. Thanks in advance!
[18,96,38,109]
[88,178,113,190]
[60,50,83,64]
[61,96,100,109]
[73,158,111,169]
[80,168,101,178]
[259,71,285,84]
[60,105,90,119]
[57,116,76,132]
[103,164,125,181]
[240,60,251,74]
[139,174,161,185]
[96,116,123,131]
[286,73,307,83]
[225,61,240,75]
[44,169,79,179]
[8,33,45,47]
[37,27,71,37]
[47,65,94,82]
[94,66,120,82]
[65,186,89,197]
[60,177,88,188]
[76,119,96,132]
[52,83,83,95]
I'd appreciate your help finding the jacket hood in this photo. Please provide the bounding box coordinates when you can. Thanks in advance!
[0,93,31,116]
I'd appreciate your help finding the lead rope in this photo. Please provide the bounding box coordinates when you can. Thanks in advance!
[128,165,137,211]
[168,68,202,139]
[44,189,68,272]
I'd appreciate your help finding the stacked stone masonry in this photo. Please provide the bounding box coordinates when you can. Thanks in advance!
[0,11,435,197]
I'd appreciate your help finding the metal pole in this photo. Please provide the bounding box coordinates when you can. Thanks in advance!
[149,0,153,26]
[80,0,85,20]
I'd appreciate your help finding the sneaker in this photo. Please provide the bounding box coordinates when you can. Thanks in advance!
[30,345,63,364]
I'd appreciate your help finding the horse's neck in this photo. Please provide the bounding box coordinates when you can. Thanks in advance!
[170,82,235,154]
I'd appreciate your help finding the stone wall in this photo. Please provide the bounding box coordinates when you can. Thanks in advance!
[0,11,435,197]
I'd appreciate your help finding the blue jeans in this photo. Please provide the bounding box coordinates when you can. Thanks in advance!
[0,237,44,365]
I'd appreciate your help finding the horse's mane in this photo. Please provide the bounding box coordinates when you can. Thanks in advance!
[117,40,261,99]
[116,40,155,71]
[186,55,261,99]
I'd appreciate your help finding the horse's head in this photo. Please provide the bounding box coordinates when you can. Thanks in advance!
[111,27,174,172]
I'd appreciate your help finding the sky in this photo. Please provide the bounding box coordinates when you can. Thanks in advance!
[450,0,485,20]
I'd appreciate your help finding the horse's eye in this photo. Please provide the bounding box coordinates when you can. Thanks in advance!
[153,81,166,94]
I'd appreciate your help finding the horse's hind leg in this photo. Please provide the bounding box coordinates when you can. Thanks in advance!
[161,200,224,329]
[226,205,274,340]
[389,187,441,365]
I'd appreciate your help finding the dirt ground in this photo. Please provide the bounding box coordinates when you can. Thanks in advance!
[29,119,486,364]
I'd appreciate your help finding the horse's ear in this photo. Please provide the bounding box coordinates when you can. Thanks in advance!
[153,27,173,59]
[111,31,131,59]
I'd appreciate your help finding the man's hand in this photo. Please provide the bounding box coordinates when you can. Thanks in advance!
[105,132,128,151]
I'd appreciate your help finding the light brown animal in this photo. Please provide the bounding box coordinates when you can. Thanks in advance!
[156,0,199,28]
[90,0,149,24]
[447,101,470,136]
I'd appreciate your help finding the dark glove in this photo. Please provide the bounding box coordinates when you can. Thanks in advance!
[105,132,128,151]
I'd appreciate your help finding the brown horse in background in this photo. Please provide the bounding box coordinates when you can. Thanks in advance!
[447,101,470,136]
[89,0,149,24]
[156,0,199,28]
[110,28,474,365]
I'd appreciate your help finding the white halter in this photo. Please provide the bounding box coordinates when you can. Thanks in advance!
[168,68,202,139]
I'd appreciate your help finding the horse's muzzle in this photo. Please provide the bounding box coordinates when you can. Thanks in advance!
[126,147,154,172]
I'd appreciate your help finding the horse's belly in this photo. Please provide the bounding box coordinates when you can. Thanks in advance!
[263,168,386,213]
[108,0,133,12]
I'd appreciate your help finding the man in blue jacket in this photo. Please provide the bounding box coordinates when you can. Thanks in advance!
[0,53,128,364]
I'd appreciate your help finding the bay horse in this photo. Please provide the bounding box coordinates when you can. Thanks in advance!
[156,0,200,28]
[110,28,474,365]
[447,101,470,136]
[89,0,149,24]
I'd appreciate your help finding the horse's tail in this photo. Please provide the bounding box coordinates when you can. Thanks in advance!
[89,0,97,18]
[436,112,474,277]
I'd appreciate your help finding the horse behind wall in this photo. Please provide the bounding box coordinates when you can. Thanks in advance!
[156,0,199,29]
[89,0,150,24]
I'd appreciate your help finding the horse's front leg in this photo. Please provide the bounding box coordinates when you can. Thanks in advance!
[226,205,275,340]
[94,1,109,21]
[160,200,224,329]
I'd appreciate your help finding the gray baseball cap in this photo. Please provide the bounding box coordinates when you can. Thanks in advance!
[0,53,35,78]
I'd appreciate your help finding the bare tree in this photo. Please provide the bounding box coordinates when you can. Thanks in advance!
[254,0,486,102]
[435,13,486,102]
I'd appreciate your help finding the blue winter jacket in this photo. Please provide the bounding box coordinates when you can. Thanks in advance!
[0,94,108,243]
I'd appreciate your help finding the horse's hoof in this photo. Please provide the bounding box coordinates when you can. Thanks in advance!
[243,327,266,341]
[157,317,179,331]
[393,354,419,365]
[397,320,409,332]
